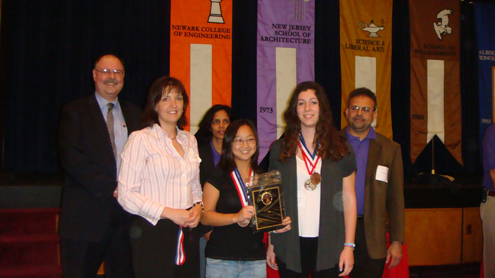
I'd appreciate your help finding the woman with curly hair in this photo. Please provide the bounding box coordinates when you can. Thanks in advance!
[266,81,357,277]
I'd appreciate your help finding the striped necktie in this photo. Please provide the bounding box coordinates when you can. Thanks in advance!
[106,103,117,162]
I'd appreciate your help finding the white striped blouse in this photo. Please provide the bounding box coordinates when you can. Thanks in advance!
[118,124,203,225]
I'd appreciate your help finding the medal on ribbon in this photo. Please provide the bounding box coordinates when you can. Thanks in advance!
[297,134,321,191]
[231,168,254,207]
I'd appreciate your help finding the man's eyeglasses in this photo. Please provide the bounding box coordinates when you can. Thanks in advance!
[233,138,256,146]
[350,105,374,114]
[95,69,125,78]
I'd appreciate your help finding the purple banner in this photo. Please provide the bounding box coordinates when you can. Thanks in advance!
[257,0,315,162]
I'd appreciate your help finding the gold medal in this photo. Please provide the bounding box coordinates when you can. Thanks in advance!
[298,136,321,192]
[310,172,321,186]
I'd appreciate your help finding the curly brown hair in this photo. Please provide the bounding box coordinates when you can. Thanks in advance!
[279,81,349,162]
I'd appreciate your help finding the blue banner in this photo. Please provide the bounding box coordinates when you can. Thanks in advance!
[475,3,495,140]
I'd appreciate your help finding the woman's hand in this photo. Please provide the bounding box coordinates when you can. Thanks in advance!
[338,247,354,276]
[233,205,255,227]
[162,208,190,226]
[184,203,203,228]
[266,243,278,270]
[272,216,292,233]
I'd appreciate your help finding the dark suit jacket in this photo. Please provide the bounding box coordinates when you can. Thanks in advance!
[340,129,405,259]
[58,94,142,242]
[268,139,356,272]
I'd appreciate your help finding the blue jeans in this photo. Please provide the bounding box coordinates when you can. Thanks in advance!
[205,258,266,278]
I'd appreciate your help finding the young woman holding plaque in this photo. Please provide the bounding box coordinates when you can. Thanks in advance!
[195,105,233,278]
[201,119,291,278]
[118,76,202,278]
[266,81,357,277]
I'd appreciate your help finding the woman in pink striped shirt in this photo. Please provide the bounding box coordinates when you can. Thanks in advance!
[118,76,203,278]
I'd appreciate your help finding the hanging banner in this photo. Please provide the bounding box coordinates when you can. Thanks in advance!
[409,0,462,165]
[170,0,232,133]
[340,0,393,139]
[475,3,495,140]
[257,0,315,162]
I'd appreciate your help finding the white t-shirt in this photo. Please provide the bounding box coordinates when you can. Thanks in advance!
[296,156,322,237]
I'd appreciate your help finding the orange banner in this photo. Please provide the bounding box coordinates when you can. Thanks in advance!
[340,0,393,138]
[409,0,462,165]
[170,0,232,132]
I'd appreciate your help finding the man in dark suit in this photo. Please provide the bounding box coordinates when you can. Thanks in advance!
[341,88,405,278]
[58,54,141,277]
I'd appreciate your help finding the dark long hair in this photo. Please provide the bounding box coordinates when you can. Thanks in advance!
[279,81,349,162]
[218,119,260,173]
[141,76,189,129]
[195,105,233,143]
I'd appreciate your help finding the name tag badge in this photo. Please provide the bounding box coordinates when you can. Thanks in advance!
[188,149,202,163]
[376,165,389,183]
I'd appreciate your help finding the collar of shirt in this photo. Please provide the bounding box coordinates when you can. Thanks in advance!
[150,123,188,147]
[345,125,377,143]
[95,91,119,111]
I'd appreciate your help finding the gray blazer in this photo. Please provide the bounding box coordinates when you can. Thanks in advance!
[268,139,356,272]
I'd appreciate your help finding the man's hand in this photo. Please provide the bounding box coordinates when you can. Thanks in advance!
[386,241,403,269]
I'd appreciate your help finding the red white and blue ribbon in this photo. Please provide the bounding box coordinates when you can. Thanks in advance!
[297,134,320,175]
[175,226,185,265]
[231,168,254,207]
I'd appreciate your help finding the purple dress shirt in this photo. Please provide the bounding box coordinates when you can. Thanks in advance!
[346,126,377,216]
[210,140,221,166]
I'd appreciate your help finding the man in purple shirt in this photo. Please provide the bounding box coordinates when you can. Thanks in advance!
[481,124,495,278]
[340,88,405,278]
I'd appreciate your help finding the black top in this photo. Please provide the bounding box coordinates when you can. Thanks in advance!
[197,140,216,235]
[205,167,265,261]
[198,140,216,187]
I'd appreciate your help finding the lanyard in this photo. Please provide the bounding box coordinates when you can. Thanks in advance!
[297,134,320,175]
[230,168,254,207]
